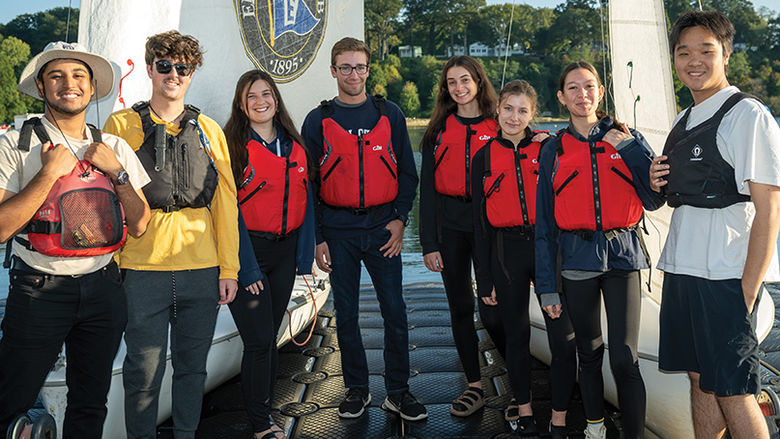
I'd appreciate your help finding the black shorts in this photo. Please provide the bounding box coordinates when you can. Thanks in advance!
[658,272,761,396]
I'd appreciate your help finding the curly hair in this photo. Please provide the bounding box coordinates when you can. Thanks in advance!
[145,30,204,67]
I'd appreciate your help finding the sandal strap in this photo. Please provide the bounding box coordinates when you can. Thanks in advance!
[453,388,483,407]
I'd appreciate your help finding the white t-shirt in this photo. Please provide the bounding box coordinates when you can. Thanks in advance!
[658,86,780,281]
[0,117,151,275]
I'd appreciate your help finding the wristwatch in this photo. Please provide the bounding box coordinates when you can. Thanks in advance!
[396,213,410,227]
[114,169,130,185]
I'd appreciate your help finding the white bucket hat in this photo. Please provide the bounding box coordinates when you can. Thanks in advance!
[17,41,115,101]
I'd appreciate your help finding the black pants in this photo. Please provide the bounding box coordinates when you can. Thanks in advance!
[492,233,576,409]
[0,259,126,438]
[563,270,646,439]
[439,227,506,383]
[228,232,297,432]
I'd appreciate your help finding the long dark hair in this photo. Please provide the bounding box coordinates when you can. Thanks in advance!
[422,56,497,147]
[557,60,618,124]
[223,69,307,188]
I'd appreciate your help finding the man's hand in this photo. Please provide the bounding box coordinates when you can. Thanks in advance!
[84,142,123,179]
[481,288,498,306]
[379,219,404,258]
[40,141,78,179]
[649,155,669,193]
[218,279,238,305]
[423,251,444,272]
[315,242,332,273]
[543,304,562,319]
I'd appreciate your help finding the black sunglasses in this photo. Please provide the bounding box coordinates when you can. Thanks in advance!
[154,60,194,76]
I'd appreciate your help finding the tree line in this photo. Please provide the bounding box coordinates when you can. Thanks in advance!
[366,0,780,118]
[0,2,777,123]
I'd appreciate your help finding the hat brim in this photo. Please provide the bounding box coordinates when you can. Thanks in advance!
[18,49,115,101]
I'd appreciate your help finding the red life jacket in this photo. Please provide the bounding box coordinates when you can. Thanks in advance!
[16,118,126,257]
[319,97,398,209]
[482,135,542,228]
[552,131,643,231]
[238,139,308,236]
[434,114,497,198]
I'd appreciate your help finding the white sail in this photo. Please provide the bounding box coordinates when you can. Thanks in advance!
[78,0,364,128]
[607,2,696,438]
[609,0,676,303]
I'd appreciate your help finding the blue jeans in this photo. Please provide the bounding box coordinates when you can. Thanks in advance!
[326,227,409,395]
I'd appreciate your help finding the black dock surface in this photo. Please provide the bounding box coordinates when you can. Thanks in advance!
[184,284,618,438]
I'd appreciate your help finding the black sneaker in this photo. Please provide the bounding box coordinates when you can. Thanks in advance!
[381,391,428,421]
[516,415,540,438]
[549,422,569,439]
[338,387,371,418]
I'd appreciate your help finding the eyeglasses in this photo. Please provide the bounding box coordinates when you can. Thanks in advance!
[333,64,369,76]
[154,60,194,76]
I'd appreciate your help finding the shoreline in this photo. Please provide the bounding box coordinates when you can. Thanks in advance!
[406,116,567,127]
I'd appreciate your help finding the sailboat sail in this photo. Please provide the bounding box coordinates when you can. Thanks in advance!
[609,0,676,304]
[608,1,695,437]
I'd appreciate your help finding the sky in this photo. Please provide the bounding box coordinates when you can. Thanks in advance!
[0,0,776,25]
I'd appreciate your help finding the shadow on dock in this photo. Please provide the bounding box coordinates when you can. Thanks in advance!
[174,283,626,438]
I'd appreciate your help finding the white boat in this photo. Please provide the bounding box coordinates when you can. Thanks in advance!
[36,2,362,436]
[527,1,776,438]
[39,268,331,439]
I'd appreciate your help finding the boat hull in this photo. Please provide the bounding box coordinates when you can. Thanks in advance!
[529,282,775,439]
[40,272,330,439]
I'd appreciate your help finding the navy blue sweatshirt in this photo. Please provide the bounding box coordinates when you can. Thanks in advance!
[237,126,316,288]
[301,95,418,243]
[534,117,665,306]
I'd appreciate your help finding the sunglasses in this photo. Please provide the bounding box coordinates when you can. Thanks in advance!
[154,60,194,76]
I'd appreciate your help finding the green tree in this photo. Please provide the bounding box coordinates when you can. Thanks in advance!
[4,7,79,53]
[365,0,403,60]
[536,0,601,56]
[0,36,38,123]
[399,81,421,116]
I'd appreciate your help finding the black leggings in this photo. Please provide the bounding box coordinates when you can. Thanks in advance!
[492,233,576,410]
[228,232,298,432]
[439,227,506,383]
[563,270,646,439]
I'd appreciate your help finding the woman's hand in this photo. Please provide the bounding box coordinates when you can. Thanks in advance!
[543,304,562,319]
[423,251,444,272]
[481,288,498,306]
[531,132,550,143]
[245,280,264,295]
[602,122,633,147]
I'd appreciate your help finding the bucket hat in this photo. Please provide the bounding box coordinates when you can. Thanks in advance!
[17,41,114,100]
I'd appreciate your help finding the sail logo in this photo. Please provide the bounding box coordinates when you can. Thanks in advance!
[298,166,305,173]
[611,153,621,160]
[235,0,327,82]
[690,144,703,161]
[274,0,320,39]
[479,135,491,141]
[373,145,382,151]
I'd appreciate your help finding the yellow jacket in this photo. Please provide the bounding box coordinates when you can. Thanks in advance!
[104,108,239,280]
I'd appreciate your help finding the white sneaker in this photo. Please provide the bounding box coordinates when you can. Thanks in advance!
[584,422,606,439]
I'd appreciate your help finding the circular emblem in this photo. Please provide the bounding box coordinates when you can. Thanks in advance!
[235,0,328,83]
